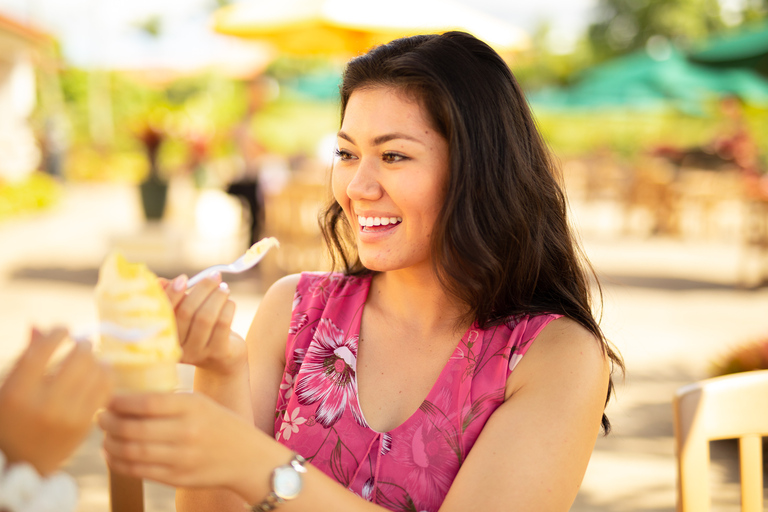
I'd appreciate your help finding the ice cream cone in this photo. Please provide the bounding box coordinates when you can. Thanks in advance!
[96,251,181,393]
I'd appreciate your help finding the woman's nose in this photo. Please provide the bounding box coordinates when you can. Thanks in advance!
[346,159,382,201]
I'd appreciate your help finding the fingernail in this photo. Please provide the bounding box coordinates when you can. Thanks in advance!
[209,272,222,283]
[173,275,188,292]
[219,282,229,291]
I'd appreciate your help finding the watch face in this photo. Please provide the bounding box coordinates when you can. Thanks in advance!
[273,465,303,500]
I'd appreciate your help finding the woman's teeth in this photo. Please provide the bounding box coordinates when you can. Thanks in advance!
[358,216,402,228]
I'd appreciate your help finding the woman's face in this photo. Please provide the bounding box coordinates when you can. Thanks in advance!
[333,86,450,273]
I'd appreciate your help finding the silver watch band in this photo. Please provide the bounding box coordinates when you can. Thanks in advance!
[250,453,307,512]
[251,491,282,512]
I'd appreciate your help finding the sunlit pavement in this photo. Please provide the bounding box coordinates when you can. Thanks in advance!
[1,183,768,511]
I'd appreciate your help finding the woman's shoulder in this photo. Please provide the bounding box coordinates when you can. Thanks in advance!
[529,317,606,368]
[260,271,370,315]
[506,316,609,397]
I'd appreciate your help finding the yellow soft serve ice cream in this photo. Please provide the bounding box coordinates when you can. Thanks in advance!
[96,251,181,392]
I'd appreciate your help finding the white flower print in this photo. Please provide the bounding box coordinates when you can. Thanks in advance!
[279,408,307,441]
[280,373,296,401]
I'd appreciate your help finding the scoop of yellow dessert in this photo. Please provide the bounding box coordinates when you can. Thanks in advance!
[243,236,280,266]
[96,251,181,392]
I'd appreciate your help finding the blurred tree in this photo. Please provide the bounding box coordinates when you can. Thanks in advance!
[135,16,162,38]
[737,0,768,24]
[514,22,596,91]
[588,0,726,62]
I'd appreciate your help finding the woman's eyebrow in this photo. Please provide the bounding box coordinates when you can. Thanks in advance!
[337,131,424,146]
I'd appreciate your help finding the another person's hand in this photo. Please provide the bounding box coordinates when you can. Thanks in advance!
[161,274,246,375]
[0,327,113,475]
[99,391,257,494]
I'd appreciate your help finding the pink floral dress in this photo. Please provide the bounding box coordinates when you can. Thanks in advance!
[274,272,560,512]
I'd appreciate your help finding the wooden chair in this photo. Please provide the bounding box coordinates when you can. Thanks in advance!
[673,370,768,511]
[109,469,144,512]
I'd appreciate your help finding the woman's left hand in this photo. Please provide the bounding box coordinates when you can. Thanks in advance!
[98,391,257,490]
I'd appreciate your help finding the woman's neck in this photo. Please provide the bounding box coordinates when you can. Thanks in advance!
[367,268,470,339]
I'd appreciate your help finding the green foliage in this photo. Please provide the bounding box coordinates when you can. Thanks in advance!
[135,16,163,38]
[0,173,61,222]
[588,0,726,62]
[532,105,768,160]
[254,97,339,156]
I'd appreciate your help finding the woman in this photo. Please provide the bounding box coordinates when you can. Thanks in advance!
[99,32,622,512]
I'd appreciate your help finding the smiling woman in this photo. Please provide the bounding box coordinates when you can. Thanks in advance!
[99,31,623,512]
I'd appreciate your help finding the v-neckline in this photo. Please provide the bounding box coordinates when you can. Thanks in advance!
[352,274,474,435]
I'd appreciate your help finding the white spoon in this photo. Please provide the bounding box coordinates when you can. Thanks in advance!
[186,237,279,288]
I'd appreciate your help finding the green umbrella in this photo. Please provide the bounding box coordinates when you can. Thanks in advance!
[529,48,768,114]
[688,21,768,76]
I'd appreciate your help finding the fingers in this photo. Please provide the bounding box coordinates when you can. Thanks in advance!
[180,294,235,367]
[99,413,182,444]
[104,455,176,484]
[174,274,222,344]
[163,274,188,309]
[47,342,114,418]
[7,326,68,387]
[107,391,191,418]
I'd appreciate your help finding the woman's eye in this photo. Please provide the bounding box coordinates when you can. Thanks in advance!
[335,149,355,161]
[382,152,407,164]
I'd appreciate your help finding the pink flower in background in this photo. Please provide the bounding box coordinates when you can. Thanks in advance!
[295,318,366,428]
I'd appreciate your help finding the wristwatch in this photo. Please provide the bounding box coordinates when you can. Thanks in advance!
[251,453,308,511]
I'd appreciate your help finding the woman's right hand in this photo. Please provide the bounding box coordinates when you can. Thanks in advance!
[161,274,247,376]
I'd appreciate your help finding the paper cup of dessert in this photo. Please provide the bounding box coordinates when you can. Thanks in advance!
[95,251,181,393]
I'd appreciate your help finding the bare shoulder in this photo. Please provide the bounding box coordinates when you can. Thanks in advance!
[507,316,610,398]
[261,273,302,309]
[246,274,302,354]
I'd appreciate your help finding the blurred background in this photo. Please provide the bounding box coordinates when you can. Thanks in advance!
[1,0,768,510]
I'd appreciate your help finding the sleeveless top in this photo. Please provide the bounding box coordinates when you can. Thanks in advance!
[275,272,561,512]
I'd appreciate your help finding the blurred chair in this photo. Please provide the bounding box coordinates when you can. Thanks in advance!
[673,370,768,511]
[263,179,330,280]
[676,167,743,239]
[110,470,144,512]
[740,190,768,287]
[622,157,680,236]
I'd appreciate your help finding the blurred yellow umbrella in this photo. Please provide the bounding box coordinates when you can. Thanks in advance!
[212,0,529,57]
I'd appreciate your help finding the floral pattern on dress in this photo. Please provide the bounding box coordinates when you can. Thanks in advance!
[277,408,306,441]
[294,318,367,428]
[274,272,561,512]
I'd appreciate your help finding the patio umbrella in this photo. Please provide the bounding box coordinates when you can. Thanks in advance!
[688,21,768,76]
[211,0,529,57]
[529,48,768,115]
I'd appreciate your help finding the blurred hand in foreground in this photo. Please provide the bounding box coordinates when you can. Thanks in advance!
[0,327,113,475]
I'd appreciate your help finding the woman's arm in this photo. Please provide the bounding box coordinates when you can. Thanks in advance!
[161,274,251,417]
[440,316,611,511]
[245,274,300,434]
[174,274,299,510]
[101,314,610,512]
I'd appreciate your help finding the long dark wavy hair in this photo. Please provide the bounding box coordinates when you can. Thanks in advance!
[321,31,623,432]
